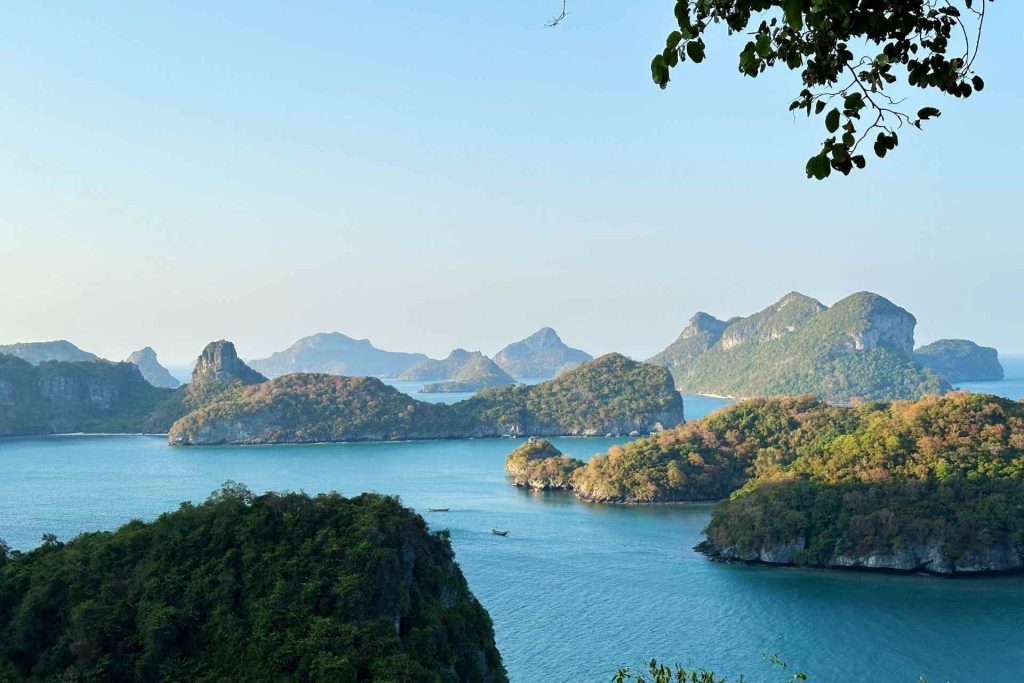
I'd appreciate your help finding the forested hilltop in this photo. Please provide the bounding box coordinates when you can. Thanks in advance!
[649,291,956,402]
[169,353,682,445]
[0,486,506,682]
[511,393,1024,575]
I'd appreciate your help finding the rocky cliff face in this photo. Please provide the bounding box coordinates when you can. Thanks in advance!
[649,290,949,402]
[914,339,1004,382]
[648,312,731,371]
[0,354,175,436]
[503,437,583,490]
[192,341,266,387]
[126,347,181,388]
[493,327,592,378]
[696,539,1024,576]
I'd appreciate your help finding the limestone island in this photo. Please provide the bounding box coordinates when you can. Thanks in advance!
[646,290,1003,403]
[507,392,1024,575]
[167,351,683,445]
[421,355,516,393]
[504,437,583,490]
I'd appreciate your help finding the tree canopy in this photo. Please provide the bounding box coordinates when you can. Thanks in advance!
[639,1,993,178]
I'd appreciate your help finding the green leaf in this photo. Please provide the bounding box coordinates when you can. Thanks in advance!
[686,40,705,64]
[783,0,803,31]
[825,108,840,133]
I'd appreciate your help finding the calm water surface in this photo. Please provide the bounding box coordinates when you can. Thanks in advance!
[2,431,1021,682]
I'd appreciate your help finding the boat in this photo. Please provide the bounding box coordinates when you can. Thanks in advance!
[491,529,509,536]
[428,507,450,512]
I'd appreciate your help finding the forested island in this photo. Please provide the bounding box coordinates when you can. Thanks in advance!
[0,486,506,681]
[647,291,995,402]
[508,392,1024,575]
[419,355,516,393]
[0,340,682,443]
[168,352,683,445]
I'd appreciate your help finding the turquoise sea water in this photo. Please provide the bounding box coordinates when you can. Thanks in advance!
[2,430,1022,682]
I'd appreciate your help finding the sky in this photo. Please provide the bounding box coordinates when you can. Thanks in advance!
[2,1,1022,365]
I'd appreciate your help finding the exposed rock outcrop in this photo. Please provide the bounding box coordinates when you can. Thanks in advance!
[648,291,950,402]
[125,347,181,388]
[504,437,583,490]
[192,341,266,387]
[696,539,1024,576]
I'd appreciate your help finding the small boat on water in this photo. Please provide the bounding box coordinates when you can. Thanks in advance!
[491,529,509,537]
[428,507,450,512]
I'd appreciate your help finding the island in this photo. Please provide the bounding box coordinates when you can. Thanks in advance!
[504,437,583,489]
[0,353,175,436]
[0,485,506,681]
[248,331,428,378]
[167,352,683,445]
[514,392,1024,575]
[421,355,516,393]
[648,291,956,402]
[913,338,1004,382]
[493,327,592,378]
[397,348,483,381]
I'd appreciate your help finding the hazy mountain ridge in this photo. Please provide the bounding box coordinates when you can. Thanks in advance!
[421,355,515,393]
[649,291,954,402]
[249,332,427,378]
[125,347,181,388]
[493,327,592,378]
[0,340,101,365]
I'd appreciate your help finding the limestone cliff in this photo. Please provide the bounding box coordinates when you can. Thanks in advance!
[192,340,267,387]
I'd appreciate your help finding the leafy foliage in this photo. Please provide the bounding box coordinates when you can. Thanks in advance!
[0,485,506,682]
[505,438,584,489]
[650,0,991,177]
[702,392,1024,569]
[0,354,178,436]
[168,354,684,445]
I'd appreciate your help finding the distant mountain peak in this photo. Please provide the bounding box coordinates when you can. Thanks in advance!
[0,340,101,366]
[493,328,592,378]
[249,332,428,378]
[125,347,181,389]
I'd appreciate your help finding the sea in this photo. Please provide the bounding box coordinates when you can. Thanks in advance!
[1,364,1022,681]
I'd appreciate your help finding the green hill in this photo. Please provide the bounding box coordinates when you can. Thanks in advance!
[649,291,951,402]
[0,486,506,682]
[0,354,176,436]
[492,327,592,378]
[168,353,683,445]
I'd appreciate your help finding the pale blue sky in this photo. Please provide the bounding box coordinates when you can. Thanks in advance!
[2,2,1022,364]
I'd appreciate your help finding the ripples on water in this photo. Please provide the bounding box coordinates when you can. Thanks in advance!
[2,431,1022,682]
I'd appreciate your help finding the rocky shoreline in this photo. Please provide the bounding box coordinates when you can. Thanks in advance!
[695,539,1024,576]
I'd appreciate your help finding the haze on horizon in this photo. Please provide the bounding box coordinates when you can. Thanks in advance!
[2,2,1022,365]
